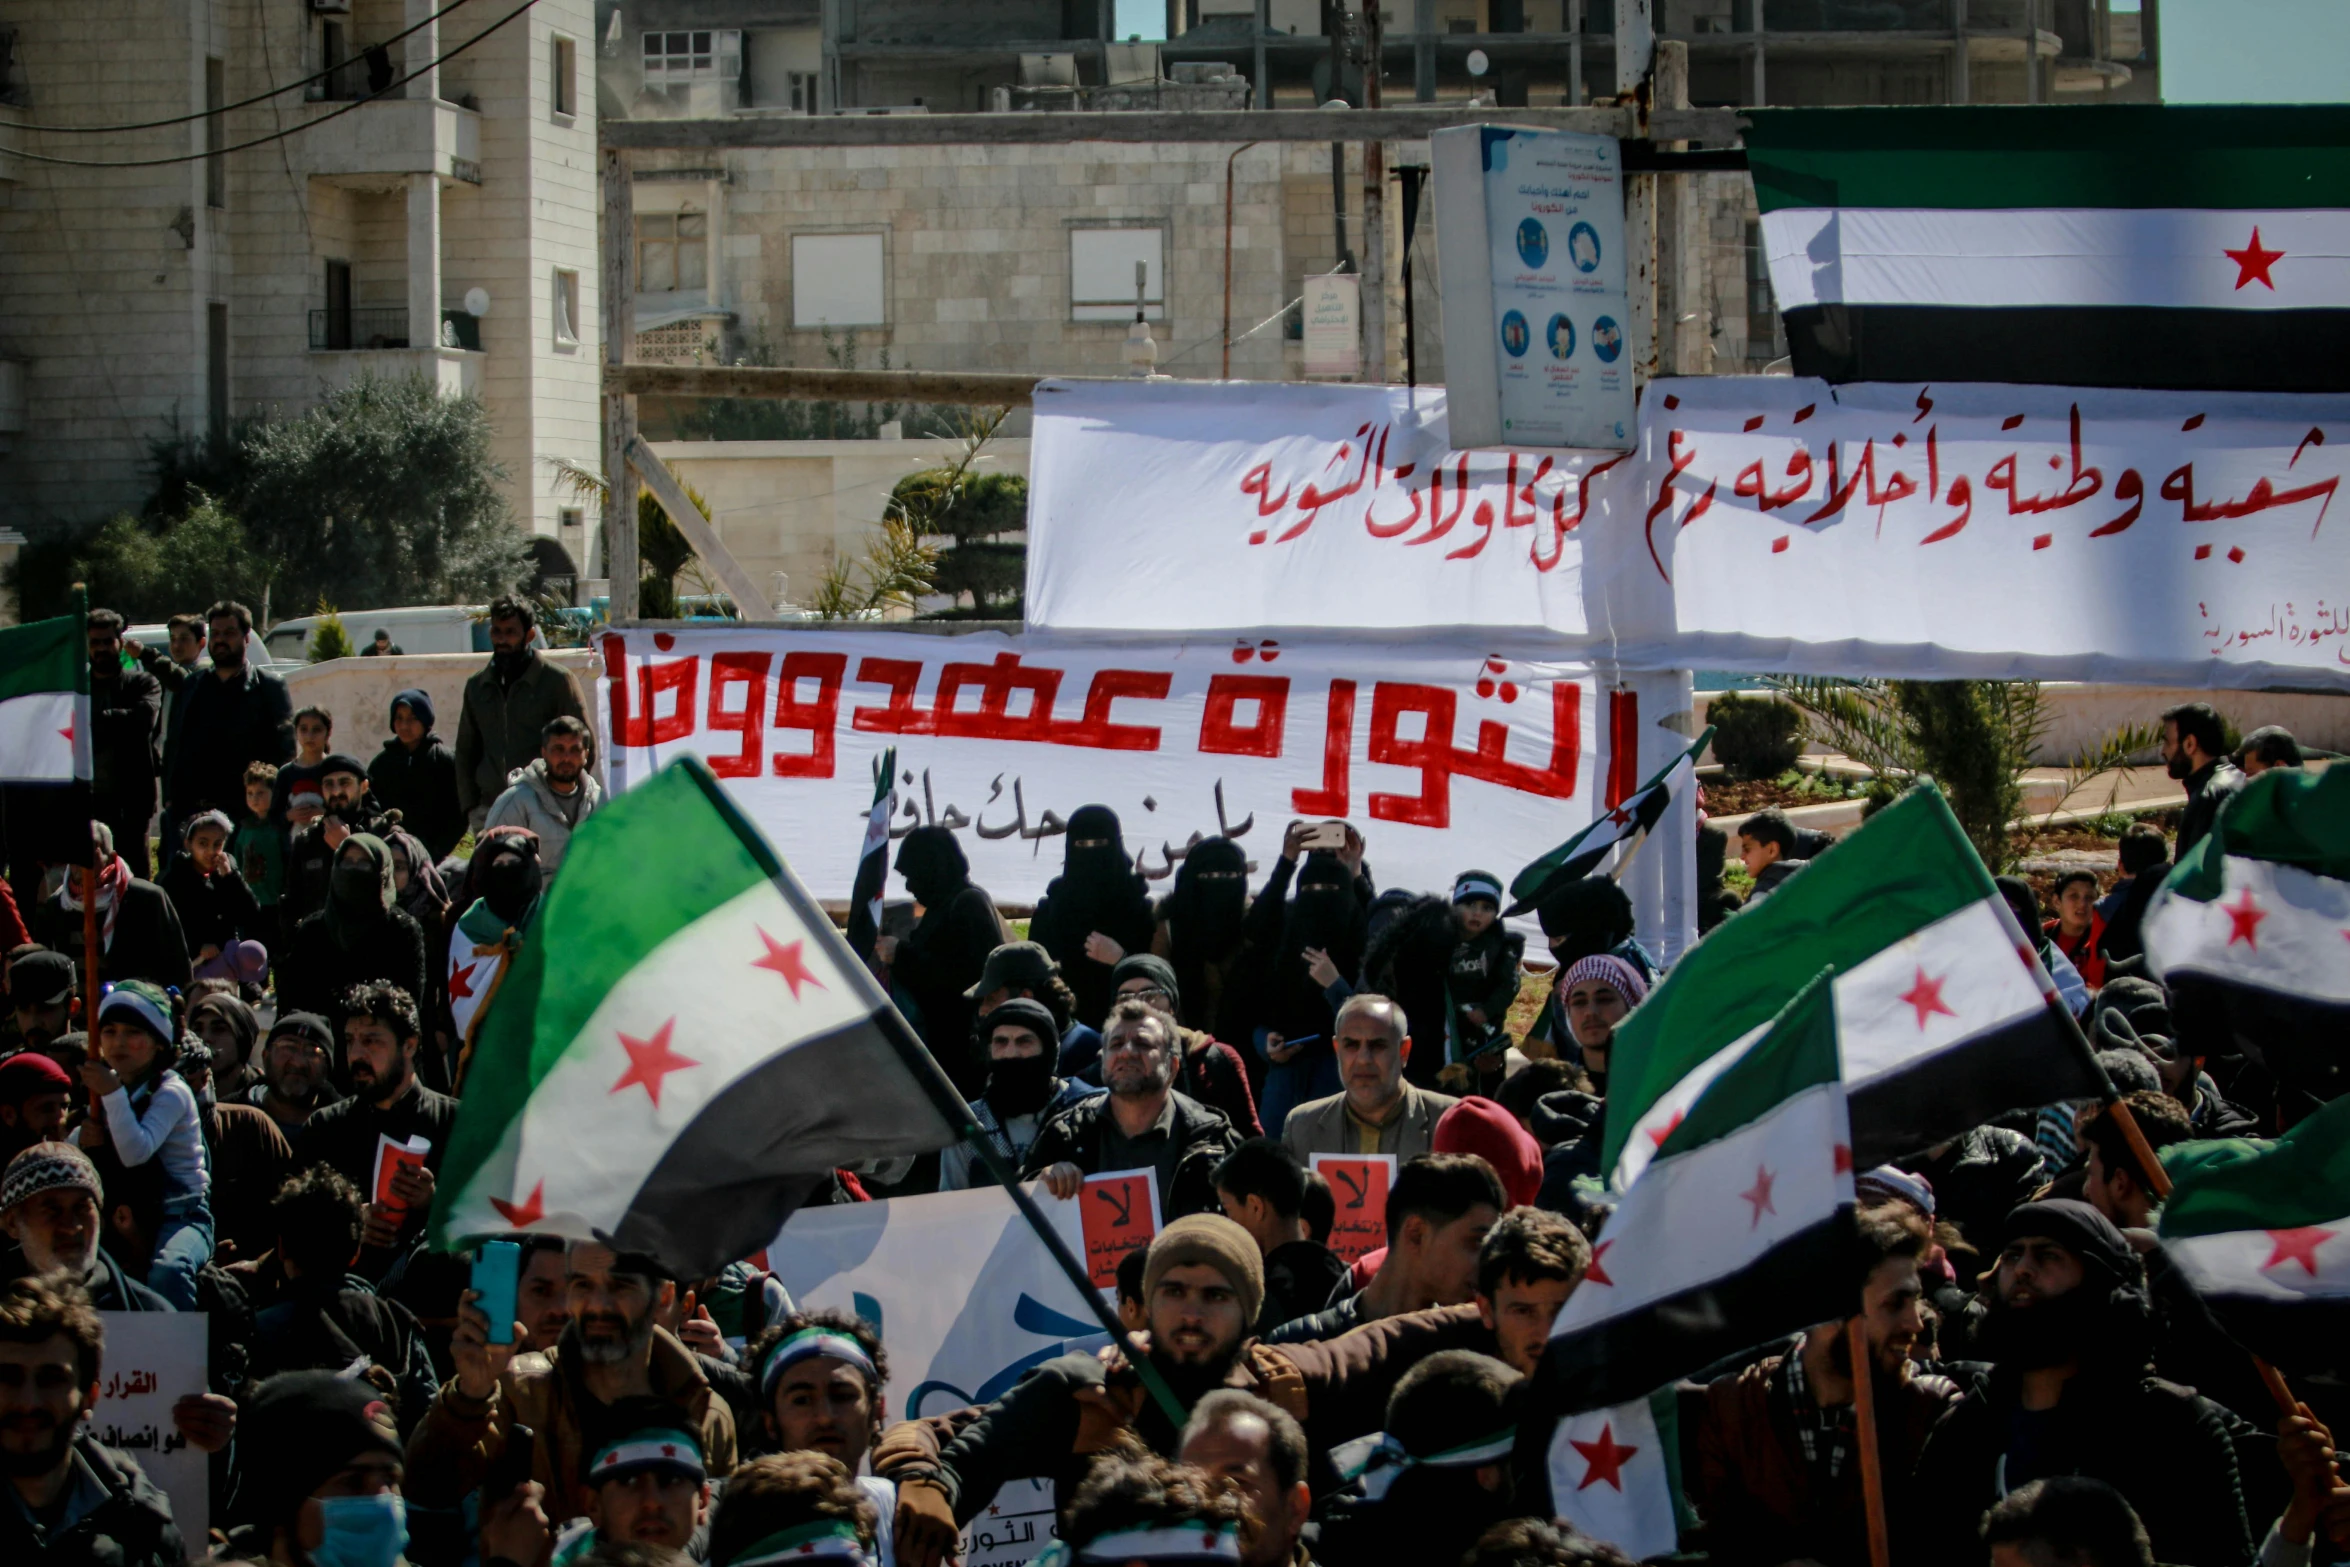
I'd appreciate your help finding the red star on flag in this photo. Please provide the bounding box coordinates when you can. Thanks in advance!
[660,1444,677,1458]
[613,1019,699,1107]
[1740,1164,1778,1229]
[448,962,478,999]
[1645,1109,1686,1150]
[2263,1226,2335,1277]
[2225,226,2284,291]
[1585,1240,1614,1286]
[490,1181,546,1227]
[57,717,75,746]
[753,927,825,1000]
[1899,967,1956,1030]
[1568,1422,1640,1491]
[1833,1144,1854,1174]
[2223,887,2266,949]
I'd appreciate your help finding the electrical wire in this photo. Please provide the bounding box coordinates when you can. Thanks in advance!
[10,0,483,133]
[0,0,535,168]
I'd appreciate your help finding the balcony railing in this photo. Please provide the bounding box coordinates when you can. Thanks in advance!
[309,307,481,351]
[312,45,401,103]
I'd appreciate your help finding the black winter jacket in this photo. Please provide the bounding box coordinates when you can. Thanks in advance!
[0,1435,185,1567]
[369,733,467,860]
[1018,1089,1242,1221]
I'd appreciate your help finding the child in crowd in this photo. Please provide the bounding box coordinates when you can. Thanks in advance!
[1735,807,1807,902]
[1444,872,1524,1093]
[272,705,336,819]
[77,979,212,1309]
[232,762,290,954]
[158,809,264,971]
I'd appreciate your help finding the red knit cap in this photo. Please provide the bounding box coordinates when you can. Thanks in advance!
[1434,1095,1544,1209]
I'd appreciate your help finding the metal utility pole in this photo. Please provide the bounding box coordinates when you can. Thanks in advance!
[600,148,639,618]
[1361,0,1387,380]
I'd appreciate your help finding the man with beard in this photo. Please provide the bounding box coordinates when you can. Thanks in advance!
[486,718,604,887]
[1152,835,1256,1045]
[0,1143,169,1311]
[1315,1350,1526,1567]
[937,1000,1100,1192]
[2161,702,2245,860]
[1245,828,1372,1136]
[282,755,400,924]
[0,1053,74,1167]
[6,950,75,1061]
[1113,955,1261,1137]
[292,983,456,1260]
[0,1275,183,1567]
[1279,996,1454,1160]
[876,827,1007,1102]
[409,1240,738,1524]
[887,1215,1290,1567]
[1688,1204,1958,1567]
[245,1012,345,1133]
[1029,805,1157,1029]
[1025,1002,1242,1220]
[488,1402,711,1567]
[1180,1391,1315,1567]
[1909,1199,2254,1567]
[85,610,163,882]
[744,1311,896,1559]
[961,941,1099,1084]
[456,597,588,835]
[159,600,294,847]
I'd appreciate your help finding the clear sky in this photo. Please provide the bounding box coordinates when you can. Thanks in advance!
[1112,0,2350,101]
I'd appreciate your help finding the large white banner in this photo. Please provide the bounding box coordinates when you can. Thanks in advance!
[1024,378,1630,637]
[601,626,1615,904]
[1024,376,2350,692]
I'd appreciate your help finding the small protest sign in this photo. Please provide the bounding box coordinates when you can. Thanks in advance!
[1310,1153,1397,1267]
[97,1311,208,1555]
[1079,1168,1161,1289]
[373,1132,431,1219]
[962,1478,1061,1567]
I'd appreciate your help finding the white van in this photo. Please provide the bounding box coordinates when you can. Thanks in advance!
[263,604,485,663]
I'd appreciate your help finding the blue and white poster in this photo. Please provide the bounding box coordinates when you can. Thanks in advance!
[1434,124,1636,452]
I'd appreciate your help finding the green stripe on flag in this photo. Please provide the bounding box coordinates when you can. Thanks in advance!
[1746,105,2350,213]
[1654,968,1840,1162]
[2162,766,2350,905]
[2159,1092,2350,1240]
[0,613,88,705]
[1602,784,1993,1176]
[433,760,775,1222]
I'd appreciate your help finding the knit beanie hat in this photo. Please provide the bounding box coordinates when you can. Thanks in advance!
[1434,1098,1543,1208]
[1110,954,1183,1014]
[1143,1214,1263,1328]
[1451,871,1504,908]
[0,1051,74,1106]
[97,980,174,1046]
[2095,1049,2162,1096]
[979,998,1061,1047]
[0,1140,103,1213]
[239,1371,405,1526]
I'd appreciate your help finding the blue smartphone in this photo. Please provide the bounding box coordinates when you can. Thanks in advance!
[471,1240,522,1347]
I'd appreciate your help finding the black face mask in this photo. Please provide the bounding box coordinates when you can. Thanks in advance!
[331,864,382,909]
[483,853,536,918]
[983,1052,1057,1120]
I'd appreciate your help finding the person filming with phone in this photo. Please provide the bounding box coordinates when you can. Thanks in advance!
[1246,819,1372,1134]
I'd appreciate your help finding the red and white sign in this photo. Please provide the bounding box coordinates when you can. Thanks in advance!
[600,627,1616,905]
[1309,1152,1396,1268]
[1079,1168,1162,1290]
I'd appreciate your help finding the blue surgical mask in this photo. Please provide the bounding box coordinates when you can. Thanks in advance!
[311,1492,407,1567]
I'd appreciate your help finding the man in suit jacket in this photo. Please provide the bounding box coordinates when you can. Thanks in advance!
[1280,995,1456,1161]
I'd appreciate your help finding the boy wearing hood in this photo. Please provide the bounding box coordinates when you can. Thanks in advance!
[1443,873,1524,1090]
[369,690,466,861]
[486,717,603,887]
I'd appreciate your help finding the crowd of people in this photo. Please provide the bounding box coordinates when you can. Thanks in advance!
[0,597,2341,1567]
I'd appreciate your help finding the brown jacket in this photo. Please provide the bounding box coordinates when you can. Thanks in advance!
[404,1327,738,1523]
[1689,1344,1958,1567]
[1259,1303,1491,1452]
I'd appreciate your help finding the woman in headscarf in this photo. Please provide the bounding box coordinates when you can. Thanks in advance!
[1150,835,1256,1043]
[275,833,429,1040]
[438,827,542,1091]
[386,828,452,932]
[880,827,1008,1100]
[1028,804,1157,1030]
[187,991,261,1098]
[31,821,193,993]
[1241,825,1370,1135]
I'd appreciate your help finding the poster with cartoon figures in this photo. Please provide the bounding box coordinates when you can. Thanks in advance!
[1434,124,1635,452]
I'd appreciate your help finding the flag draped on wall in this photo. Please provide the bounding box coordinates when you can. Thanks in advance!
[1746,105,2350,391]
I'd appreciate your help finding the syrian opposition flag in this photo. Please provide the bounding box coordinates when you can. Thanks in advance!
[2157,1090,2350,1375]
[845,746,897,966]
[1604,784,2102,1190]
[1746,105,2350,391]
[2143,765,2350,1099]
[1506,728,1713,916]
[430,754,962,1275]
[1545,973,1857,1559]
[0,609,91,785]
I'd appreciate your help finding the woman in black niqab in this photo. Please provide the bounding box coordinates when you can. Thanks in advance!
[1029,804,1157,1030]
[886,827,1009,1100]
[1152,835,1254,1040]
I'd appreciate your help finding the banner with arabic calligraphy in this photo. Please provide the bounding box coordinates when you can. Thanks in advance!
[1630,378,2350,689]
[1024,377,1631,636]
[599,626,1608,906]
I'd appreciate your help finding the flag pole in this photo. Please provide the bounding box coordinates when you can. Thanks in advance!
[81,819,102,1080]
[1846,1315,1891,1567]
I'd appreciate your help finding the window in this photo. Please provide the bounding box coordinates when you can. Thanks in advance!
[642,29,740,83]
[206,303,229,441]
[1070,226,1165,322]
[204,58,225,208]
[1744,219,1784,366]
[552,35,576,117]
[788,70,817,112]
[554,268,580,346]
[792,233,886,328]
[636,206,707,294]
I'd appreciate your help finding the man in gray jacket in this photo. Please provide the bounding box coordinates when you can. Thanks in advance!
[485,717,602,885]
[455,597,587,831]
[1280,995,1456,1162]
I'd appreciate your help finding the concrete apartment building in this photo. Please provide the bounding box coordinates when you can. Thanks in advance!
[0,0,602,575]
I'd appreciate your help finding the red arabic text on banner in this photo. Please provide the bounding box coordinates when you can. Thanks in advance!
[1310,1153,1397,1268]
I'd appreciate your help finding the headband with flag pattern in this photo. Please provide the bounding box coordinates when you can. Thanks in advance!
[758,1327,879,1402]
[1329,1427,1518,1502]
[587,1427,706,1485]
[1073,1523,1244,1563]
[726,1520,873,1567]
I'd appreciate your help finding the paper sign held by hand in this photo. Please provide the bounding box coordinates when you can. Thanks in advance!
[1080,1168,1162,1290]
[373,1133,431,1218]
[1310,1153,1397,1268]
[99,1310,208,1556]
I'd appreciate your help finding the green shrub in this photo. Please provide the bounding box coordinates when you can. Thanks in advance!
[308,601,355,662]
[1709,692,1805,781]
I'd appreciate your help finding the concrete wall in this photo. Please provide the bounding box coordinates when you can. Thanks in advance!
[282,648,606,775]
